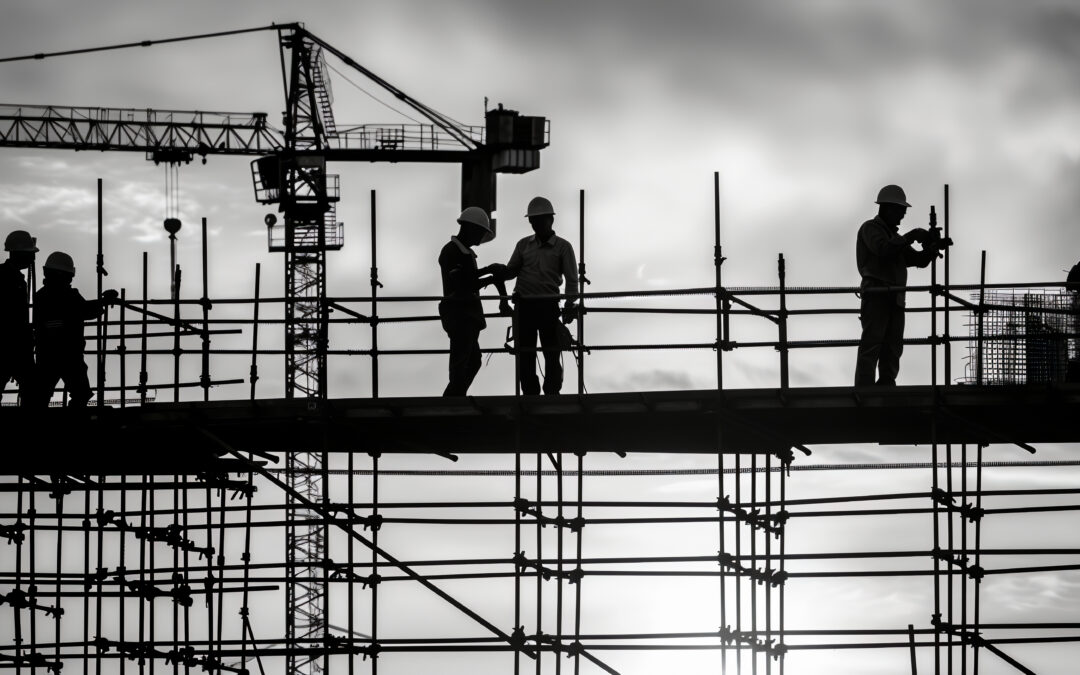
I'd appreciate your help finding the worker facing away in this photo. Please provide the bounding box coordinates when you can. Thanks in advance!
[496,196,579,396]
[854,185,953,386]
[438,207,509,397]
[0,230,38,405]
[31,251,118,408]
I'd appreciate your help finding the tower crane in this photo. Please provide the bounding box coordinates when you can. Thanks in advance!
[0,23,549,675]
[0,21,549,397]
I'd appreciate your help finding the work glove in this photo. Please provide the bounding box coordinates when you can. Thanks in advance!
[906,228,930,244]
[561,303,579,324]
[480,263,507,280]
[101,289,120,305]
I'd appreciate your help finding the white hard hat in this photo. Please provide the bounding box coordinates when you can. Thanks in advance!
[875,185,911,208]
[44,251,76,274]
[525,196,555,218]
[457,206,493,234]
[4,230,38,252]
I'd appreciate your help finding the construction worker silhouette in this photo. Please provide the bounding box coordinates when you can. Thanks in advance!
[0,230,38,405]
[31,252,118,408]
[438,207,508,396]
[854,185,952,386]
[498,196,578,395]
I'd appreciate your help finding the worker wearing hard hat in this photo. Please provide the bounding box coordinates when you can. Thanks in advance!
[855,185,952,386]
[438,207,508,396]
[496,196,579,396]
[0,230,38,404]
[30,251,118,408]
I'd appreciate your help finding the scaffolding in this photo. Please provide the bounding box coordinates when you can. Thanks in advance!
[2,178,1079,674]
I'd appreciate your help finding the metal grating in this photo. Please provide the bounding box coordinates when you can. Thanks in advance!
[965,288,1078,385]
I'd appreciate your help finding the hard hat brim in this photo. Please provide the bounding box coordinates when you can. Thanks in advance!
[875,198,911,208]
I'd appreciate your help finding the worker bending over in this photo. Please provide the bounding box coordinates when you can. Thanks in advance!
[31,251,118,408]
[854,185,952,386]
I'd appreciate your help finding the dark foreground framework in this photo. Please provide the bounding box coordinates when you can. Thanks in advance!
[2,383,1080,675]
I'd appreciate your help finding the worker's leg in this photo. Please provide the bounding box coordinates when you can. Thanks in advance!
[32,360,62,408]
[0,361,10,403]
[855,293,890,386]
[0,359,33,406]
[535,301,563,395]
[63,358,93,408]
[877,303,906,386]
[444,326,481,397]
[516,302,542,395]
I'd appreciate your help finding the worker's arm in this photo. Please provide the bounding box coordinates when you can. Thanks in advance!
[560,242,579,323]
[502,241,523,281]
[479,273,513,316]
[561,242,579,303]
[905,236,953,269]
[860,222,927,259]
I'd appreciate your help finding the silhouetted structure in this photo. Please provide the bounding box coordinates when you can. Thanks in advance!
[500,196,579,395]
[0,174,1076,675]
[0,229,37,404]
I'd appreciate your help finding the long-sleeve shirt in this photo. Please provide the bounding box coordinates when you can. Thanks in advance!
[505,233,578,300]
[856,216,936,304]
[438,236,486,331]
[33,281,106,360]
[0,260,31,358]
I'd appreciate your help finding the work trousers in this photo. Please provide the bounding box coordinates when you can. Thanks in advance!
[516,299,563,395]
[854,291,905,386]
[34,357,92,408]
[0,359,31,406]
[443,326,482,397]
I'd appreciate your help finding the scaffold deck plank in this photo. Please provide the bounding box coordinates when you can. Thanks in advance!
[3,383,1078,474]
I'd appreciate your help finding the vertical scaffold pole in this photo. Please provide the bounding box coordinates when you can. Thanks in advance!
[370,189,380,398]
[931,204,939,387]
[751,452,759,675]
[572,451,584,675]
[250,264,261,401]
[96,178,105,406]
[765,452,772,675]
[976,252,987,386]
[714,171,724,390]
[371,451,381,675]
[931,419,941,675]
[347,452,355,675]
[173,259,182,403]
[577,189,586,394]
[778,254,789,390]
[201,217,210,402]
[140,253,149,406]
[945,441,954,674]
[119,290,127,408]
[974,443,984,673]
[943,185,951,386]
[535,451,543,675]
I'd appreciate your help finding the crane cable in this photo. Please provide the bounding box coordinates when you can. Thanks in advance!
[0,24,291,64]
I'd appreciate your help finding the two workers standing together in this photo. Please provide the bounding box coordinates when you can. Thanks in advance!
[438,196,578,397]
[0,232,118,408]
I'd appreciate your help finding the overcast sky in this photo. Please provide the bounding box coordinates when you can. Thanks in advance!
[1,1,1079,673]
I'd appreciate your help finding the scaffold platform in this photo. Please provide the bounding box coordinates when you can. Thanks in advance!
[7,383,1078,474]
